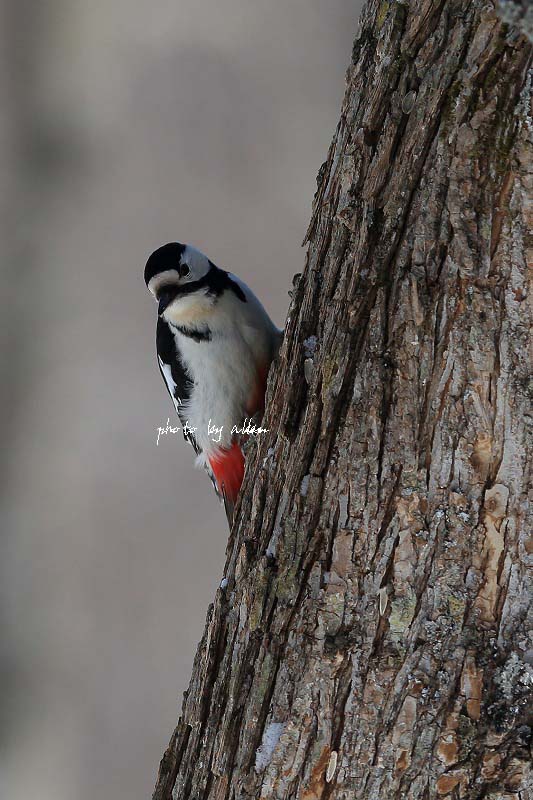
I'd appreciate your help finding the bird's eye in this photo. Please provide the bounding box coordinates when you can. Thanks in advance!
[179,263,190,278]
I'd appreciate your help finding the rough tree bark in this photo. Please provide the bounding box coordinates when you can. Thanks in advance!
[153,2,532,798]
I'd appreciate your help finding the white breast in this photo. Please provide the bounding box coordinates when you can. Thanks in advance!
[173,325,256,455]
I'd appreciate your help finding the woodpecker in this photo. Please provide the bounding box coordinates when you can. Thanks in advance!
[145,242,282,525]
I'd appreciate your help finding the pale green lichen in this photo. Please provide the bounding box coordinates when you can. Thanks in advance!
[457,714,477,758]
[274,527,300,603]
[321,357,338,405]
[447,593,466,623]
[254,652,276,707]
[389,589,417,640]
[275,565,299,603]
[439,80,463,139]
[322,591,346,637]
[376,1,390,30]
[494,653,533,701]
[249,568,271,632]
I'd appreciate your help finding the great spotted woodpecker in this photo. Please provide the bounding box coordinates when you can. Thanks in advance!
[145,242,282,525]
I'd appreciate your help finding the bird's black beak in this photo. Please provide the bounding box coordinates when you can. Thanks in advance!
[158,286,180,316]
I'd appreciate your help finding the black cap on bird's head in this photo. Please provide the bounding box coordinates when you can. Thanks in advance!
[144,242,187,287]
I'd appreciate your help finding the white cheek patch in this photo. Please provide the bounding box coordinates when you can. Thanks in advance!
[148,270,180,296]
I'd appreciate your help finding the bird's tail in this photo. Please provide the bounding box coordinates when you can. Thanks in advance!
[208,442,245,528]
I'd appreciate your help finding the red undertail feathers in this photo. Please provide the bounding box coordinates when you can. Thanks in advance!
[208,440,245,505]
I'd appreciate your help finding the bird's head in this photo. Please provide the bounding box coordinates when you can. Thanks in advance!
[144,242,215,323]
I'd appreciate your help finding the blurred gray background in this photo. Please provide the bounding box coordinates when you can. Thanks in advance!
[0,2,360,798]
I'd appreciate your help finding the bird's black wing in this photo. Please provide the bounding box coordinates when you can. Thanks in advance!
[156,318,220,499]
[156,317,198,454]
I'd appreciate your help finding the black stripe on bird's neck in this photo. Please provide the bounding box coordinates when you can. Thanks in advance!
[160,263,246,302]
[156,263,247,318]
[207,262,246,302]
[173,324,212,342]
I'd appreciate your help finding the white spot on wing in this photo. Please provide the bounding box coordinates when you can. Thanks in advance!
[195,452,207,469]
[158,356,181,412]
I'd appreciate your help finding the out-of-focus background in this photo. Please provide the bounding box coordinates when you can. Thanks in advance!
[0,2,360,798]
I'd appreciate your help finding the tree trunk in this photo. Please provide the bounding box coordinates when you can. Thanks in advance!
[153,2,532,798]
